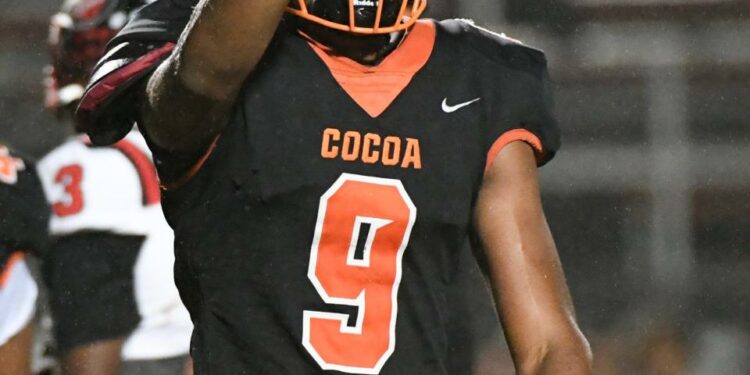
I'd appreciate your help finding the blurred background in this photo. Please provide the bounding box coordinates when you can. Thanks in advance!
[1,0,749,374]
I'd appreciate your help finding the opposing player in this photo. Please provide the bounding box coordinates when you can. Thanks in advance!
[38,0,192,374]
[77,0,592,373]
[0,145,48,375]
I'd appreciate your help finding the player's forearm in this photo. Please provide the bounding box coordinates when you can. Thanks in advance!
[141,0,287,151]
[176,0,288,100]
[490,273,592,375]
[516,330,592,375]
[478,143,592,374]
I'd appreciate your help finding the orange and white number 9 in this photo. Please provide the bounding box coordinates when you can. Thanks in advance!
[303,173,417,374]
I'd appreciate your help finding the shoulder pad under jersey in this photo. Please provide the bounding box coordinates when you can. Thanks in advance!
[437,19,560,167]
[437,19,548,79]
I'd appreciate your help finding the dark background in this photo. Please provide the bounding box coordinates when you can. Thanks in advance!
[2,0,748,373]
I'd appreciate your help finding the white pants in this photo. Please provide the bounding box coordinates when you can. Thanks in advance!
[0,257,37,346]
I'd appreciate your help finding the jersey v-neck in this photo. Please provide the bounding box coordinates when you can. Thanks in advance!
[306,20,436,118]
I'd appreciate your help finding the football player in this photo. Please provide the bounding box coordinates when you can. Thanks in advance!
[77,0,592,373]
[37,0,192,374]
[0,144,49,375]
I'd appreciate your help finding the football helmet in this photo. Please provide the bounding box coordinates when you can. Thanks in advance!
[287,0,428,34]
[45,0,145,113]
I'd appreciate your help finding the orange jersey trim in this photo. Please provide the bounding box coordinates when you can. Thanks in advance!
[485,129,544,174]
[0,252,25,288]
[306,20,436,118]
[161,135,220,191]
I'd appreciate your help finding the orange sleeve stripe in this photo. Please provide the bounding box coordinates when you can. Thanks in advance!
[484,129,543,174]
[0,252,25,288]
[161,135,220,191]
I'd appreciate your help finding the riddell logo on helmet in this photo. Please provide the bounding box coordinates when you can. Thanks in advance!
[353,0,378,7]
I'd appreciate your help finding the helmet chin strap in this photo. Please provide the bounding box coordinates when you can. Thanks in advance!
[347,30,405,64]
[293,16,406,65]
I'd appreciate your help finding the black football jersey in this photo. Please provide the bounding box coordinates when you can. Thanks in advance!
[78,2,560,373]
[0,145,48,271]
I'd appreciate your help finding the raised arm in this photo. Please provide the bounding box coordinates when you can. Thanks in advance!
[140,0,288,151]
[474,142,592,374]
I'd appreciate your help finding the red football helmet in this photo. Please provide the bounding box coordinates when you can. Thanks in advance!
[287,0,428,34]
[45,0,144,113]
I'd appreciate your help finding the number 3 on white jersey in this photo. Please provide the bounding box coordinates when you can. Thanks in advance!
[303,173,417,374]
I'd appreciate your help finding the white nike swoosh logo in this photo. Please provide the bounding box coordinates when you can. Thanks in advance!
[442,97,481,113]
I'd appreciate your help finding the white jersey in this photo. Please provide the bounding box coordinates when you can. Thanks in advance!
[37,131,191,360]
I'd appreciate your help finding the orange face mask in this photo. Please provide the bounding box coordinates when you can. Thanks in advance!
[286,0,428,34]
